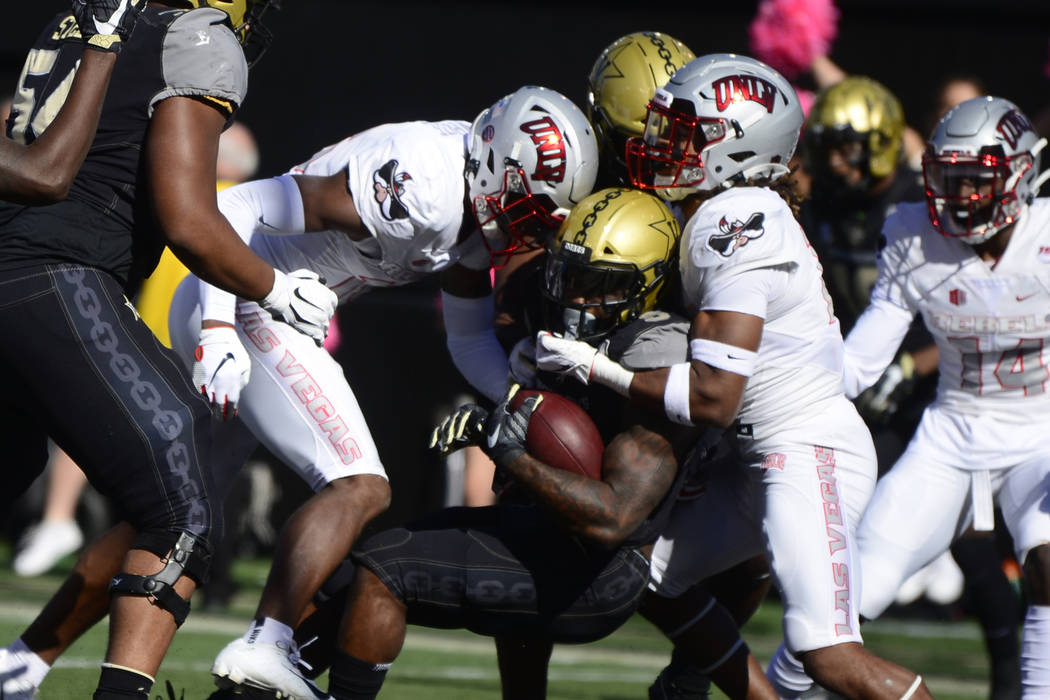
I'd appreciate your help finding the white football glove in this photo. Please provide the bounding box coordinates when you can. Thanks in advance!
[534,331,635,396]
[534,331,598,384]
[259,268,338,346]
[192,326,251,420]
[72,0,147,53]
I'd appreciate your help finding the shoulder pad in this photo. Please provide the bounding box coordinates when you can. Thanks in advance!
[607,310,690,370]
[154,8,247,117]
[685,187,799,272]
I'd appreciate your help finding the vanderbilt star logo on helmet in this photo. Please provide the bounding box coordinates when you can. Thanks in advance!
[372,159,412,221]
[708,212,765,256]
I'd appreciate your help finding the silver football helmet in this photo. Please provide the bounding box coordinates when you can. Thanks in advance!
[626,53,803,201]
[923,96,1047,244]
[466,86,599,265]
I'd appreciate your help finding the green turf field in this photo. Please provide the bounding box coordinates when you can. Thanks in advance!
[0,551,996,699]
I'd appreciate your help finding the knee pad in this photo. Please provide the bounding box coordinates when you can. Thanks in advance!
[109,532,201,626]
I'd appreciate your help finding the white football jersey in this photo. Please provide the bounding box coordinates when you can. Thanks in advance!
[681,187,844,431]
[874,200,1050,421]
[252,120,471,303]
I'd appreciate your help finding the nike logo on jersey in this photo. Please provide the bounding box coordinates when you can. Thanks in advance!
[257,215,280,231]
[1016,292,1038,302]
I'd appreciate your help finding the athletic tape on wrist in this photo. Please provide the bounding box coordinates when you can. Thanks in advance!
[689,338,757,377]
[590,353,634,396]
[663,362,694,426]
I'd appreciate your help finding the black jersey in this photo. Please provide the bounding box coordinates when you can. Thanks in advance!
[0,6,247,291]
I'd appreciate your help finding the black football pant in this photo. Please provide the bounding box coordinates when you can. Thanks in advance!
[352,504,651,643]
[0,264,220,562]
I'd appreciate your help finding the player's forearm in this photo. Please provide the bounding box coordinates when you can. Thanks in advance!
[442,291,509,402]
[628,364,740,429]
[0,50,116,204]
[503,454,627,548]
[165,212,276,302]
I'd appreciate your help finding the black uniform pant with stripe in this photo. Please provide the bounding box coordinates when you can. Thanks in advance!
[0,264,220,562]
[352,504,651,644]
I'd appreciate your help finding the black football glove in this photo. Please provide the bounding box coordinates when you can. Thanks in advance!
[72,0,147,53]
[482,384,543,467]
[429,403,489,457]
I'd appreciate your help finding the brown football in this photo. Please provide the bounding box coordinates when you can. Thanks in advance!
[510,389,604,480]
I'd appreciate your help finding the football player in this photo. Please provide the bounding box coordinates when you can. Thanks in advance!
[829,96,1050,699]
[0,85,597,700]
[798,77,1024,700]
[189,84,596,699]
[536,54,931,699]
[587,31,696,187]
[314,188,769,700]
[0,0,145,203]
[0,1,340,698]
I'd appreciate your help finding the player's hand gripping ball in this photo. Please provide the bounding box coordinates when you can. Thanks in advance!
[431,386,604,480]
[509,389,604,480]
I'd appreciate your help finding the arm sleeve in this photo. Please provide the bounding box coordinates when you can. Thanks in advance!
[199,174,306,323]
[441,291,509,403]
[842,298,916,398]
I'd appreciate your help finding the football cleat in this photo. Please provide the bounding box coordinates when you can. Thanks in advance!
[0,648,39,700]
[648,659,711,700]
[212,637,330,700]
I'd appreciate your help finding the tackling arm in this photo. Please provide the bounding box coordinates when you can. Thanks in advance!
[628,310,760,428]
[440,262,510,403]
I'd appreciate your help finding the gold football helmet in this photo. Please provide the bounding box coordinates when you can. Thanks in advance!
[587,32,695,182]
[184,0,280,64]
[544,187,681,341]
[805,76,905,185]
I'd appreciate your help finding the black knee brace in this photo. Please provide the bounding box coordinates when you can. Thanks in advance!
[109,532,198,626]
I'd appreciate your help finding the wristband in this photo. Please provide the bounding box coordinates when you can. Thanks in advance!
[689,338,757,377]
[590,354,634,396]
[663,362,694,426]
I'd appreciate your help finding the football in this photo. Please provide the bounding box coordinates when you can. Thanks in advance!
[511,389,604,480]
